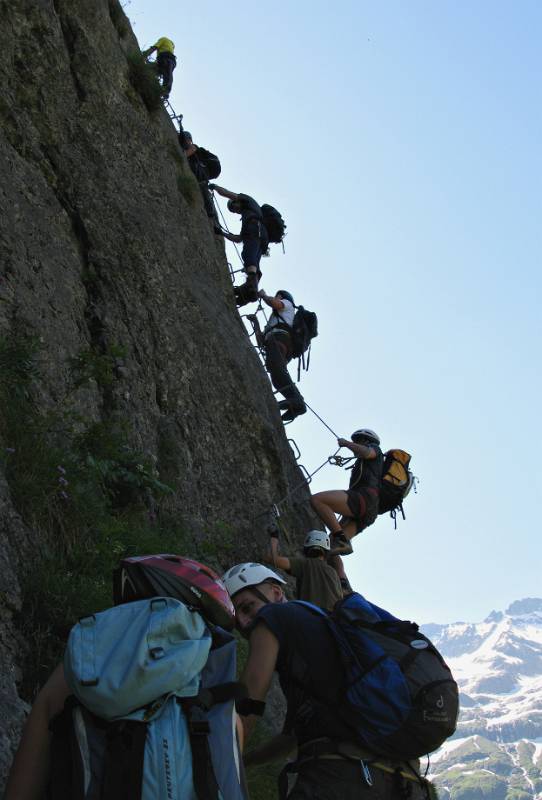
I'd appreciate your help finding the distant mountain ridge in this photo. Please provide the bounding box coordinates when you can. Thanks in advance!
[422,598,542,800]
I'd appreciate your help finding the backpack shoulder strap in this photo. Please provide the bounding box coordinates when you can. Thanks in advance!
[289,600,328,617]
[180,681,247,800]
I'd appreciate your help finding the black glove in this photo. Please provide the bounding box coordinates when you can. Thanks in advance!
[268,525,279,539]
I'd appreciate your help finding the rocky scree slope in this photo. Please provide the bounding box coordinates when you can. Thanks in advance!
[0,0,315,785]
[423,598,542,800]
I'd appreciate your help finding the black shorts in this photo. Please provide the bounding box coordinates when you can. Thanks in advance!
[345,488,379,533]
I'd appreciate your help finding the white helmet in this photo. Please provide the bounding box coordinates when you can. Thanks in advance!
[221,562,286,598]
[303,530,330,551]
[351,428,380,445]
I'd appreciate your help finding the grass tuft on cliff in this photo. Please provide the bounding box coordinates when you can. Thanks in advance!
[177,173,201,207]
[127,52,163,112]
[0,335,183,697]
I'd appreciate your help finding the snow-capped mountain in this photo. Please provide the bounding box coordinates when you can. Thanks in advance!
[421,598,542,800]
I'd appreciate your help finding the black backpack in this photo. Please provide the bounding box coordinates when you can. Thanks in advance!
[197,147,222,180]
[290,306,318,359]
[276,305,318,377]
[260,204,286,244]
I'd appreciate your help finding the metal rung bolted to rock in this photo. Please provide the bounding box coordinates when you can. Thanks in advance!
[297,465,312,484]
[288,439,301,461]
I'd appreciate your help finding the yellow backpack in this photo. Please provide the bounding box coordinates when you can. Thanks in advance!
[378,449,415,524]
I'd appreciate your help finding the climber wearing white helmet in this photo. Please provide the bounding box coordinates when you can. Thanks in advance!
[261,528,344,610]
[223,560,426,800]
[311,429,384,557]
[222,562,287,633]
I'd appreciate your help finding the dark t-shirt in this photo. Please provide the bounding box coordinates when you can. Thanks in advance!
[256,602,354,744]
[237,193,263,234]
[288,557,343,611]
[349,447,383,491]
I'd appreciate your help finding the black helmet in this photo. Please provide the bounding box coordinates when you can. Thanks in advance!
[351,428,380,446]
[276,290,294,305]
[183,130,192,141]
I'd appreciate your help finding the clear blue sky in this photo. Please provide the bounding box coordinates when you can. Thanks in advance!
[127,1,541,624]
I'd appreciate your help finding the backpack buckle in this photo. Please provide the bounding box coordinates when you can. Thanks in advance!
[361,760,373,786]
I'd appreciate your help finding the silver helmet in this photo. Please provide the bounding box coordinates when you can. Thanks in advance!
[351,428,380,445]
[303,530,331,551]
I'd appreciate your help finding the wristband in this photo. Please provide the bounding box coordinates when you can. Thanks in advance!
[236,697,267,717]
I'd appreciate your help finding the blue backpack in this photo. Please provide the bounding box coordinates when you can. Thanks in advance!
[47,597,248,800]
[293,593,458,759]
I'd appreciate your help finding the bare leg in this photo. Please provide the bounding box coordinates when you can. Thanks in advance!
[310,490,352,534]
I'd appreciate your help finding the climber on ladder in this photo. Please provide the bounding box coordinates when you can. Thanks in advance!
[142,36,177,99]
[179,129,221,224]
[209,185,269,307]
[247,289,306,423]
[263,526,346,608]
[311,429,384,558]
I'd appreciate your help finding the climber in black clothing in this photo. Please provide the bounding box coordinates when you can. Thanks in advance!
[179,130,221,223]
[247,289,306,423]
[221,563,429,800]
[311,429,384,556]
[209,184,269,307]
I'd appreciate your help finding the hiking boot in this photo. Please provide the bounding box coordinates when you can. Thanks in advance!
[281,404,307,423]
[329,533,353,557]
[235,280,259,307]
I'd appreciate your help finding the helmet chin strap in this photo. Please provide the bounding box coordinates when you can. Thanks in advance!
[249,585,272,604]
[237,584,276,638]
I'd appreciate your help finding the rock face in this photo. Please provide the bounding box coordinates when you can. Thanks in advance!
[423,600,542,800]
[0,0,314,787]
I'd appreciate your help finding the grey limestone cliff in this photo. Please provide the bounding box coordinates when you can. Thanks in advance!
[0,0,314,785]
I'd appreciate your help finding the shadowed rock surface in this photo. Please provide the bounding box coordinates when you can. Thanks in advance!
[0,0,314,785]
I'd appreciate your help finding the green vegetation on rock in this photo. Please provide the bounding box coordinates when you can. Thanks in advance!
[0,335,184,696]
[127,52,163,111]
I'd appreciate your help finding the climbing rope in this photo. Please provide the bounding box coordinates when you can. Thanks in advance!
[254,447,341,523]
[303,400,340,439]
[160,93,346,507]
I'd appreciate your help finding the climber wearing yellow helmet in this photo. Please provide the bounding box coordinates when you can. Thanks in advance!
[142,36,177,99]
